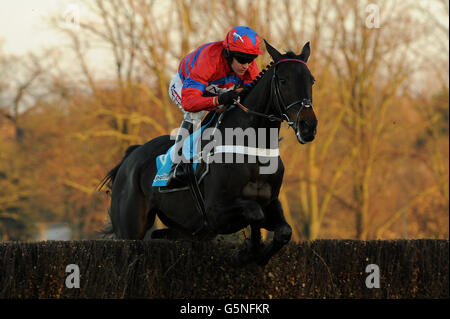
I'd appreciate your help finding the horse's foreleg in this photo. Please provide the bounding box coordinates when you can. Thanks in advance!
[232,224,266,266]
[207,198,270,266]
[257,199,292,266]
[250,225,263,250]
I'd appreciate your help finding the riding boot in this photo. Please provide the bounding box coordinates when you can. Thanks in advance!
[166,120,193,188]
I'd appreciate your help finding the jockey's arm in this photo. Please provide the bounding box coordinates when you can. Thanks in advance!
[180,58,260,113]
[181,81,218,113]
[180,58,218,113]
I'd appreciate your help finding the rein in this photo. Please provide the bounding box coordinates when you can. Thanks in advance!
[234,99,283,122]
[234,58,313,126]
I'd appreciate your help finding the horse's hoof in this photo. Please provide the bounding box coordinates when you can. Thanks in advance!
[230,250,248,267]
[231,244,258,267]
[256,257,270,267]
[255,245,271,267]
[230,240,267,267]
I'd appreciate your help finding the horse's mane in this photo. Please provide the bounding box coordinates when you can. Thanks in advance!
[240,50,298,99]
[239,62,272,99]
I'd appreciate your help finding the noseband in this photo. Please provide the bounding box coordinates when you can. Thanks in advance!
[234,58,314,127]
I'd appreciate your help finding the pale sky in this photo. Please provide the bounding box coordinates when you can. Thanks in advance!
[0,0,448,91]
[1,0,448,56]
[0,0,83,54]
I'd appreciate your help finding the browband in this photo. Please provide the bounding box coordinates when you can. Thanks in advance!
[273,58,307,67]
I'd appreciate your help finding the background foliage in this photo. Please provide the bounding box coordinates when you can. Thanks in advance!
[0,0,448,240]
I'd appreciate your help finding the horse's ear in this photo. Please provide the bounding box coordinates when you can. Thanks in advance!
[299,42,310,63]
[264,39,282,63]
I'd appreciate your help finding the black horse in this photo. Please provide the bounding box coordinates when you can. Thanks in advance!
[100,40,317,266]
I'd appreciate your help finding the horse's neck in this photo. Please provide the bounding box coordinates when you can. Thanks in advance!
[219,68,281,148]
[242,68,280,130]
[243,69,273,124]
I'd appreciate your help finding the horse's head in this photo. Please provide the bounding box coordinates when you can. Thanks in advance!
[264,40,317,144]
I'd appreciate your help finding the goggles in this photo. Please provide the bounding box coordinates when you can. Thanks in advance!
[232,52,257,64]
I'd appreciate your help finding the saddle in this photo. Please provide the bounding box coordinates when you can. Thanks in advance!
[152,111,218,190]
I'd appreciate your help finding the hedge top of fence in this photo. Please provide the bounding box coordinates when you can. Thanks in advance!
[0,239,448,298]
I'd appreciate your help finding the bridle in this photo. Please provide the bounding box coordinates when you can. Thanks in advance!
[234,58,314,129]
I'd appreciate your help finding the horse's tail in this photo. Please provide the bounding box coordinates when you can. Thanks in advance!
[97,144,141,193]
[98,144,141,237]
[99,209,115,238]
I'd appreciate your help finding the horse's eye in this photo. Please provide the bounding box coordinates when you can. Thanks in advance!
[279,78,286,85]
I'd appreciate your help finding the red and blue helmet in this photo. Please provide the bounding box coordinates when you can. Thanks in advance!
[224,26,264,56]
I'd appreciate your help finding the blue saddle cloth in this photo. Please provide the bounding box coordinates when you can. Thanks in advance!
[152,113,216,187]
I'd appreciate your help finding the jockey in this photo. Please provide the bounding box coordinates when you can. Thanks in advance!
[166,26,264,187]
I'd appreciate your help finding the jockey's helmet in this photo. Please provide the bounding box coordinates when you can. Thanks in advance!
[224,26,264,62]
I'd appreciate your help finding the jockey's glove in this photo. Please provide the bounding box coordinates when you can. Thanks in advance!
[218,90,239,105]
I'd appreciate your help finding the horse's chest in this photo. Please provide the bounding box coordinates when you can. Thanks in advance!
[242,181,272,202]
